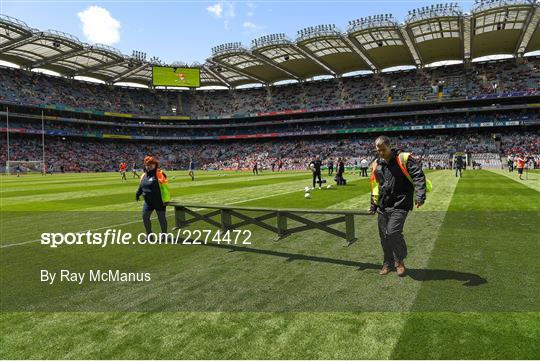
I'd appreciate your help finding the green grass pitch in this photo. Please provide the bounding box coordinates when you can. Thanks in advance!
[0,169,538,359]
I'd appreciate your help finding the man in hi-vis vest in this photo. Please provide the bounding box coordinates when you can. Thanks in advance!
[369,136,427,277]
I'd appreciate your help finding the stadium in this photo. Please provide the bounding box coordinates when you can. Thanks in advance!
[0,0,539,359]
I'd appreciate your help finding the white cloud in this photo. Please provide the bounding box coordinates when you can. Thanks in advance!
[206,3,223,18]
[243,21,264,34]
[77,6,120,45]
[206,1,235,29]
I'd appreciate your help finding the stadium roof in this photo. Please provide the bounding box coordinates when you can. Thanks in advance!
[1,0,539,88]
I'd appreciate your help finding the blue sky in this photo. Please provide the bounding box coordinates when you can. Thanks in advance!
[0,0,476,65]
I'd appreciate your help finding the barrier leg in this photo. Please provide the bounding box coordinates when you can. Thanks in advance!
[345,214,357,246]
[174,207,186,230]
[276,211,288,240]
[221,209,232,231]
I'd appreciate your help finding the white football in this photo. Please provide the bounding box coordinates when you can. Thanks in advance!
[304,193,312,199]
[326,185,332,189]
[304,186,311,193]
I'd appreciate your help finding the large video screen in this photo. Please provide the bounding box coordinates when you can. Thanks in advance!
[152,66,200,87]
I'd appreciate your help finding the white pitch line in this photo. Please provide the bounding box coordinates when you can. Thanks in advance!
[0,187,303,249]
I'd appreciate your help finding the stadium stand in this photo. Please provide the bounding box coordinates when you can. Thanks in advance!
[0,4,539,173]
[2,130,539,172]
[1,58,538,118]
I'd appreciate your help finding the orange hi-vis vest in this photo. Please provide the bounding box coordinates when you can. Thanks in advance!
[370,152,431,206]
[516,158,526,169]
[140,168,171,203]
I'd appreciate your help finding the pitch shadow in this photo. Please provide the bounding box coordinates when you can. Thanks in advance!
[200,242,487,286]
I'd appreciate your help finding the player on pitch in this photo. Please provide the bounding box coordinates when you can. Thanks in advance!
[369,135,427,277]
[120,161,127,182]
[132,162,140,179]
[516,154,526,180]
[188,157,195,181]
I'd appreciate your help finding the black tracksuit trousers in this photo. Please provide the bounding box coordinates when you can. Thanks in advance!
[377,208,408,266]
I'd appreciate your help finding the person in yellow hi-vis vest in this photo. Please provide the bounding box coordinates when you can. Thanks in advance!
[369,136,427,277]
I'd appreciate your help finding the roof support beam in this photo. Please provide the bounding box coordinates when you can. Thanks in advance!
[290,44,336,75]
[204,66,231,88]
[462,15,472,61]
[341,36,378,71]
[250,52,301,80]
[27,46,87,68]
[0,25,32,50]
[211,59,267,84]
[296,42,348,74]
[0,33,38,52]
[66,58,127,77]
[516,6,540,55]
[111,63,148,83]
[399,28,423,67]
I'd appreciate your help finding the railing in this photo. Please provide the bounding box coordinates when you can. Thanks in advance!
[168,202,371,245]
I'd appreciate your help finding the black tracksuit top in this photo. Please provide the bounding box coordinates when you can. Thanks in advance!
[136,169,166,207]
[371,150,426,211]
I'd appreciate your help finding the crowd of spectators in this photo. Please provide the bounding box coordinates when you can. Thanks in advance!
[502,132,540,159]
[3,130,537,173]
[1,57,538,118]
[181,58,540,117]
[0,66,180,116]
[1,55,538,173]
[2,109,535,139]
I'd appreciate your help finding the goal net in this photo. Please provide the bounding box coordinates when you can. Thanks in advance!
[6,160,44,174]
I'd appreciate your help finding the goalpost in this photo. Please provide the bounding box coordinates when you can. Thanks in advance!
[6,160,44,174]
[4,108,47,174]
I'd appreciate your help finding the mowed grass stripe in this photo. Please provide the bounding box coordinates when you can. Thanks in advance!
[0,171,463,359]
[486,168,540,193]
[0,172,308,203]
[322,170,461,358]
[0,170,243,185]
[405,169,540,311]
[0,172,136,188]
[391,170,540,358]
[0,312,411,359]
[1,177,375,312]
[0,170,303,185]
[2,170,536,359]
[80,174,336,212]
[0,173,311,211]
[0,175,316,244]
[0,177,320,247]
[0,171,306,195]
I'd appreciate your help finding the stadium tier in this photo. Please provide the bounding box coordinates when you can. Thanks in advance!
[2,2,540,359]
[1,57,539,118]
[2,128,539,172]
[0,7,538,188]
[1,55,539,172]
